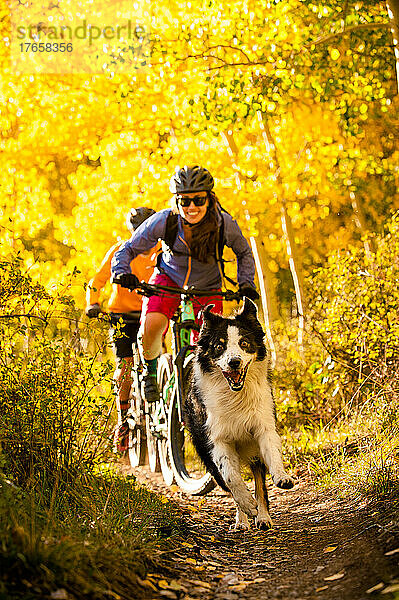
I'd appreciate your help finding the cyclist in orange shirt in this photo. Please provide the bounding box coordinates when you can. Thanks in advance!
[85,207,157,452]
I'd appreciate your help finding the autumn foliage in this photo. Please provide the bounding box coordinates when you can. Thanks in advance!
[0,0,398,414]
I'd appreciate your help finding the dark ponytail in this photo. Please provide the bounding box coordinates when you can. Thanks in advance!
[189,191,219,263]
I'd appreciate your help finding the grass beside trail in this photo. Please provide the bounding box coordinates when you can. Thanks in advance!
[0,468,185,600]
[282,393,399,509]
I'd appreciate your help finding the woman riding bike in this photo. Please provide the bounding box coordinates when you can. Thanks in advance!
[111,165,259,405]
[85,206,158,451]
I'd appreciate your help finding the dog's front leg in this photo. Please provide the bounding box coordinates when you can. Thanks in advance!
[212,442,257,518]
[250,460,273,529]
[258,429,294,489]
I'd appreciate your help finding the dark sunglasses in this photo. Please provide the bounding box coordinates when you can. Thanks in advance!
[176,194,208,207]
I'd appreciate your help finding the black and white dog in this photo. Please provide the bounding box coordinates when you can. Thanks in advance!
[184,298,294,530]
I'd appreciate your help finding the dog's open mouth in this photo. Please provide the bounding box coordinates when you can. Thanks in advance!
[222,362,250,391]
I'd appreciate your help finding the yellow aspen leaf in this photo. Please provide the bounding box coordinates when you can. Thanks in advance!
[323,545,337,553]
[330,48,340,60]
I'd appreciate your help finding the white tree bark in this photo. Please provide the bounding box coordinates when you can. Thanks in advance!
[387,0,399,94]
[256,111,306,351]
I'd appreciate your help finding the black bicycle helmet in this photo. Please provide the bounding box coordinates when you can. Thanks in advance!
[126,206,156,232]
[169,165,214,194]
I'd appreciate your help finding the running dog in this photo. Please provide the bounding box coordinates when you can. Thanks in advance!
[184,297,294,530]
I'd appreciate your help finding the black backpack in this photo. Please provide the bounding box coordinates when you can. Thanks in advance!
[161,208,237,286]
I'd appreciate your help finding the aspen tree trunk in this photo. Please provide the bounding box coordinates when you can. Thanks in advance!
[250,236,277,366]
[221,130,277,362]
[350,191,374,255]
[387,0,399,94]
[256,111,306,350]
[258,239,280,323]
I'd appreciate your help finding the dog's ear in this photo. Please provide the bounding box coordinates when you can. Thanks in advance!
[201,304,223,327]
[240,297,258,319]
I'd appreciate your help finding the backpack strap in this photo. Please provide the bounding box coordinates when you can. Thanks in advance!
[163,211,179,251]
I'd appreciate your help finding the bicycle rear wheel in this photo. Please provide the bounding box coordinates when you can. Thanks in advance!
[126,364,147,468]
[127,409,147,468]
[167,356,215,495]
[145,401,161,473]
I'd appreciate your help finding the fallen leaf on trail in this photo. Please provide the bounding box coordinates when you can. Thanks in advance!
[220,573,240,585]
[189,580,212,589]
[160,496,169,504]
[253,578,266,583]
[366,583,385,594]
[137,577,157,591]
[186,505,198,512]
[324,572,345,581]
[323,546,337,553]
[194,565,206,571]
[385,548,399,556]
[158,579,170,589]
[231,583,249,592]
[169,580,188,592]
[316,586,329,592]
[210,535,215,541]
[185,558,197,564]
[382,584,399,594]
[50,591,68,600]
[207,565,217,570]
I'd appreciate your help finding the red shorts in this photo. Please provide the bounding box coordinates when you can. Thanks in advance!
[142,273,223,334]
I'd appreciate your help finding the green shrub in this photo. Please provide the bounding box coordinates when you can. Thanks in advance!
[0,252,114,488]
[274,214,399,426]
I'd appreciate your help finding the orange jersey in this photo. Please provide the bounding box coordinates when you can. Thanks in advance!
[86,241,158,313]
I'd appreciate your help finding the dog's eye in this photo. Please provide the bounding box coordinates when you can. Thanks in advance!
[239,339,250,350]
[215,343,225,353]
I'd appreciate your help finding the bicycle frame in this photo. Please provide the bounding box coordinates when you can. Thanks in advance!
[171,295,199,422]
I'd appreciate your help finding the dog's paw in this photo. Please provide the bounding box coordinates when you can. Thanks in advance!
[274,474,294,489]
[233,509,250,531]
[256,516,273,531]
[231,520,251,531]
[235,493,258,518]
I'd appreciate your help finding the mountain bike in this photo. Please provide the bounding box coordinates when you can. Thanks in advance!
[96,313,156,471]
[120,280,241,495]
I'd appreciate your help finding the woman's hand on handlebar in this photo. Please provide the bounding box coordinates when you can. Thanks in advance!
[111,273,140,289]
[238,283,260,301]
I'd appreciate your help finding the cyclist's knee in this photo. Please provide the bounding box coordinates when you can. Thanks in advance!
[143,312,168,337]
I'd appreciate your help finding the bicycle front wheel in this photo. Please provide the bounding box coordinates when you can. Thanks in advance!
[168,381,215,496]
[157,353,175,486]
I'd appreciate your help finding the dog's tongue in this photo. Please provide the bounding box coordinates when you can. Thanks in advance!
[224,370,241,384]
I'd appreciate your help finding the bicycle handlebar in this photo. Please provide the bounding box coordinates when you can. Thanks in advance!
[112,276,242,302]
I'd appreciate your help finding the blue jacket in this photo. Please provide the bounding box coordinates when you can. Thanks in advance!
[111,208,256,290]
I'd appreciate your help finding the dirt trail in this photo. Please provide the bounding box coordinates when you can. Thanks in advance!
[123,464,399,600]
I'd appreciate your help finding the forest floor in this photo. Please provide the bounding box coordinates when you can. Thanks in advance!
[121,463,399,600]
